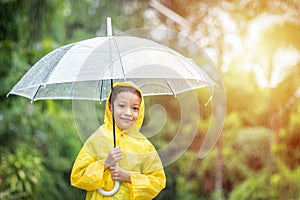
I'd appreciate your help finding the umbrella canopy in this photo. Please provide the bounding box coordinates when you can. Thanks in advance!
[7,35,216,102]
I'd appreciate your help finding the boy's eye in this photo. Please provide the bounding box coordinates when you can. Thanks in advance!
[133,106,139,111]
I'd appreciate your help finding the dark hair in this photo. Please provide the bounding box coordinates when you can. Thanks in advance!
[109,85,141,104]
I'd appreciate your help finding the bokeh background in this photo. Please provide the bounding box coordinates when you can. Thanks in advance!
[1,0,300,199]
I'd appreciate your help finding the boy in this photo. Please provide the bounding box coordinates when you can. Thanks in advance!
[71,82,166,199]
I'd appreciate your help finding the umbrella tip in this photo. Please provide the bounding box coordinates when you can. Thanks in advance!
[30,99,36,104]
[107,17,112,37]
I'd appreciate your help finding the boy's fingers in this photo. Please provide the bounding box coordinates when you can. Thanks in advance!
[110,166,116,171]
[111,147,121,154]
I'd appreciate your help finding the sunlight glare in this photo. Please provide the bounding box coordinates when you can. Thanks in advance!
[271,47,300,87]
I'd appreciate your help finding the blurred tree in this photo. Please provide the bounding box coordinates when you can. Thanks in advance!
[275,105,300,169]
[149,0,300,198]
[228,157,300,200]
[64,0,149,40]
[0,0,83,199]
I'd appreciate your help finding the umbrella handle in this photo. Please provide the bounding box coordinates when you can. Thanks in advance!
[97,181,120,196]
[97,163,120,196]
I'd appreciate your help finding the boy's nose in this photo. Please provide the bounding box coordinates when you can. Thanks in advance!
[124,107,132,116]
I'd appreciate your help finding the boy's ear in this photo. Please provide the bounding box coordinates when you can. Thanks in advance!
[108,102,112,112]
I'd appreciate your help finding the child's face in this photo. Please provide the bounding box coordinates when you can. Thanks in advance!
[110,91,141,130]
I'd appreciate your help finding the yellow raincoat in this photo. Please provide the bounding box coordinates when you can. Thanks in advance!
[71,82,166,200]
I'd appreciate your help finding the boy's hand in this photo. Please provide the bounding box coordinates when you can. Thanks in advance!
[104,147,122,169]
[110,166,131,183]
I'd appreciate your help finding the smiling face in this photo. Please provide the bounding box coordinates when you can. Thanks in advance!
[110,91,141,130]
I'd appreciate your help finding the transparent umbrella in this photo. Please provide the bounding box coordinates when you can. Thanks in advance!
[7,35,215,102]
[7,18,217,196]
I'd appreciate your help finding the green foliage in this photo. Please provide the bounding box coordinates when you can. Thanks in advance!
[229,159,300,200]
[229,173,276,200]
[0,98,85,199]
[64,0,148,40]
[157,150,215,199]
[236,127,272,171]
[275,104,300,169]
[0,145,44,199]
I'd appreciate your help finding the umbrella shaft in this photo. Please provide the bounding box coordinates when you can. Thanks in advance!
[111,79,116,148]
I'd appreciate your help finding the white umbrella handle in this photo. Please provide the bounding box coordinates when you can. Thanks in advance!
[97,181,120,196]
[97,163,120,196]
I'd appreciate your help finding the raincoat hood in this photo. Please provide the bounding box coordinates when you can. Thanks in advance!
[102,81,145,135]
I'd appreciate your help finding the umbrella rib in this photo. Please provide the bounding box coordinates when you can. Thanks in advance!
[164,79,176,96]
[99,80,104,101]
[32,85,42,102]
[69,81,75,100]
[112,38,126,80]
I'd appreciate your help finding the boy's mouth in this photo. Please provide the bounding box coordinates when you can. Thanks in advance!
[121,118,133,122]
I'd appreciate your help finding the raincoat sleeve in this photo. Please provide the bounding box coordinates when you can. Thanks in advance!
[129,149,166,199]
[130,169,166,199]
[70,145,105,191]
[70,132,110,191]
